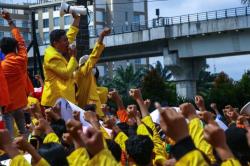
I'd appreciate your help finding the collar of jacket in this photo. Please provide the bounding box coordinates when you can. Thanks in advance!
[45,45,68,64]
[4,52,17,59]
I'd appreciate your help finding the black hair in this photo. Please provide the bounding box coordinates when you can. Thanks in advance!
[50,119,67,139]
[225,127,250,165]
[83,104,96,112]
[106,139,122,162]
[50,29,66,46]
[0,37,18,54]
[38,143,68,166]
[117,122,129,136]
[125,135,154,166]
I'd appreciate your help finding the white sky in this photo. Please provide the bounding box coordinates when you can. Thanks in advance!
[148,0,249,80]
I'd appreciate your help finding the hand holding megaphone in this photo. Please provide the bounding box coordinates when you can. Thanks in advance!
[60,2,87,17]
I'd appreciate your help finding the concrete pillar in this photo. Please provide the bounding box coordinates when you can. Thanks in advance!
[164,48,206,99]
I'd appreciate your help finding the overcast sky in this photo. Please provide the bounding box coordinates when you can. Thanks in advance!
[148,0,249,80]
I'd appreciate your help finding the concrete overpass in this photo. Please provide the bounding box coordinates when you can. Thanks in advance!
[86,6,250,99]
[34,6,250,99]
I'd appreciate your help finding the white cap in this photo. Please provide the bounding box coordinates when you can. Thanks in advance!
[240,102,250,115]
[79,55,89,67]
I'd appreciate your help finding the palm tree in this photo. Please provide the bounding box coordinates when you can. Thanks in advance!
[111,65,145,96]
[150,61,172,81]
[241,0,250,6]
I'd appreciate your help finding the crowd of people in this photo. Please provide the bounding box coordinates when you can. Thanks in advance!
[0,9,250,166]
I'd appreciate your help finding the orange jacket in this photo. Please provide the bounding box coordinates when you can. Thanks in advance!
[25,74,34,96]
[0,62,9,107]
[1,27,28,112]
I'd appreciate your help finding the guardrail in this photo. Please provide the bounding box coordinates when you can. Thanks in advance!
[89,6,250,37]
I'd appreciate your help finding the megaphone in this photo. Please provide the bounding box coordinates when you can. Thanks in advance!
[60,2,87,17]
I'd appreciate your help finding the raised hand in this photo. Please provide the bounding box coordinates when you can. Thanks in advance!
[144,99,151,109]
[160,107,189,142]
[129,89,143,101]
[100,27,111,37]
[179,103,197,120]
[81,127,104,157]
[0,129,19,158]
[1,10,11,20]
[195,95,206,111]
[13,136,30,151]
[204,123,234,160]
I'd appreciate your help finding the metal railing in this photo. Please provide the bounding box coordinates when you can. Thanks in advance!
[89,6,250,37]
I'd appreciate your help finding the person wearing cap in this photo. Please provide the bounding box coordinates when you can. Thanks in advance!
[75,28,111,117]
[41,14,80,107]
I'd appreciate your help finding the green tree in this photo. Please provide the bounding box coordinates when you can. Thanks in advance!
[196,67,216,97]
[142,69,176,111]
[235,70,250,108]
[207,72,238,111]
[105,65,145,105]
[151,61,172,81]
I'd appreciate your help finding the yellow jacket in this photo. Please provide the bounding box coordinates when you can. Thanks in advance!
[67,147,119,166]
[41,25,79,107]
[188,118,216,163]
[75,42,105,117]
[172,136,241,166]
[137,116,167,165]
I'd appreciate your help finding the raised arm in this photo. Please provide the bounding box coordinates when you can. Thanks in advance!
[79,28,111,75]
[1,10,27,57]
[67,15,80,44]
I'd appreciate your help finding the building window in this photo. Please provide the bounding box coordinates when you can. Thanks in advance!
[35,20,38,29]
[43,19,49,28]
[54,5,60,11]
[4,32,11,37]
[125,12,128,22]
[43,32,49,44]
[135,58,141,64]
[0,18,4,26]
[42,8,48,12]
[53,17,60,27]
[22,32,29,42]
[22,20,29,28]
[133,15,140,23]
[0,32,4,38]
[64,16,71,25]
[96,11,104,22]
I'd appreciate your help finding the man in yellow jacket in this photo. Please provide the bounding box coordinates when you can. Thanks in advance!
[41,15,80,107]
[75,28,111,117]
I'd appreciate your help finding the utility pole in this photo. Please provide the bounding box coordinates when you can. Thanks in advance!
[76,0,92,57]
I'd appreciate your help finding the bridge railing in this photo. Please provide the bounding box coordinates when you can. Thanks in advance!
[89,6,250,37]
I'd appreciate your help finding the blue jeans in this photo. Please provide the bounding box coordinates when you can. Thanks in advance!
[3,109,28,139]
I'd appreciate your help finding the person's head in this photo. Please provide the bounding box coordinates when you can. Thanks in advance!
[50,119,67,139]
[50,29,69,54]
[225,127,250,165]
[38,143,68,166]
[125,135,154,166]
[106,139,122,162]
[0,37,18,55]
[83,104,96,112]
